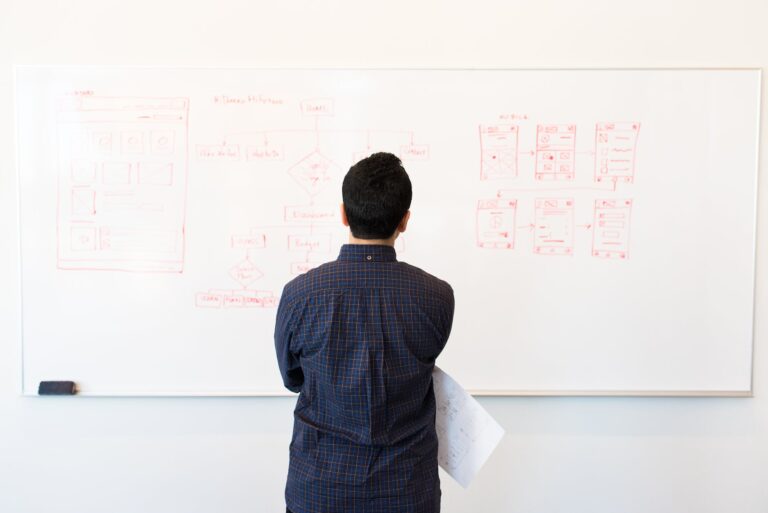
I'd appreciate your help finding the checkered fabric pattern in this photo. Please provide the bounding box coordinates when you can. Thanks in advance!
[275,244,455,513]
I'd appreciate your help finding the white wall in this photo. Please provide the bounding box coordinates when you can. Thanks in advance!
[1,1,767,512]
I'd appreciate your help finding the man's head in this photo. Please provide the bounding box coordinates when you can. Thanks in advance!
[341,152,412,240]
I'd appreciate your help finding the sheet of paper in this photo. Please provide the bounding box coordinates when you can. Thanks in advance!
[433,366,505,488]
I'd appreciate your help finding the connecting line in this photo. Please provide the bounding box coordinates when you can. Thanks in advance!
[222,128,418,137]
[314,116,320,151]
[221,127,420,160]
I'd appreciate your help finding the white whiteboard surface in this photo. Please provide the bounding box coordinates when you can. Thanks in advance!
[15,67,760,396]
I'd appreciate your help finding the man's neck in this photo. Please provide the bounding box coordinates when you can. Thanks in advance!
[348,234,397,247]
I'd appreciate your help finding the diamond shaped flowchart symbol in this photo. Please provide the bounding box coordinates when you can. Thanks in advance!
[288,151,338,196]
[230,259,263,287]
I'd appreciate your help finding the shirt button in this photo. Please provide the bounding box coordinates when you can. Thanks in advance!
[366,255,372,261]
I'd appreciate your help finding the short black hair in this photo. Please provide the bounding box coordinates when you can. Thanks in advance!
[342,152,412,240]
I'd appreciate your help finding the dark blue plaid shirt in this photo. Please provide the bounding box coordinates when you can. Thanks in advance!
[275,244,454,513]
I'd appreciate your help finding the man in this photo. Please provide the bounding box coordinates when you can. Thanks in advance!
[274,152,455,513]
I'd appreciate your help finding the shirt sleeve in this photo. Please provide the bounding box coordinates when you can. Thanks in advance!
[444,286,455,343]
[274,288,304,393]
[437,283,455,355]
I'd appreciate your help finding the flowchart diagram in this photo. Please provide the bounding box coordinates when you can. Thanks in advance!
[193,97,420,309]
[54,92,638,308]
[55,92,420,309]
[476,121,639,259]
[54,94,639,290]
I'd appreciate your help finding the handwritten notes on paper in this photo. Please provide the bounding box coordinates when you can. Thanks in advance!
[433,366,505,488]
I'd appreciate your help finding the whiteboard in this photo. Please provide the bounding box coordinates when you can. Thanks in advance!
[16,67,760,396]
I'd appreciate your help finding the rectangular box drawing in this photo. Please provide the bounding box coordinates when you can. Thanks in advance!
[56,96,189,272]
[300,98,334,116]
[290,262,321,275]
[479,125,519,180]
[231,232,267,249]
[241,290,277,308]
[595,122,640,183]
[138,162,174,186]
[223,295,245,308]
[70,227,98,252]
[102,162,132,185]
[196,144,240,161]
[284,204,337,224]
[195,292,223,308]
[70,189,96,217]
[533,198,574,255]
[150,130,175,155]
[92,132,113,154]
[535,124,576,181]
[121,131,145,154]
[400,144,430,161]
[196,290,277,309]
[71,160,96,184]
[246,144,284,161]
[287,234,332,253]
[476,199,517,249]
[592,199,632,259]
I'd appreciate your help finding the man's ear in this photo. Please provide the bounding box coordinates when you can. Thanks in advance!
[398,211,411,233]
[340,203,350,227]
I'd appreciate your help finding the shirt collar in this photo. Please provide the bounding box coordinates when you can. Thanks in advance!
[337,244,398,263]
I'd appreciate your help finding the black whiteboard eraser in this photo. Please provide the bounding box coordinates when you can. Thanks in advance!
[38,381,77,395]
